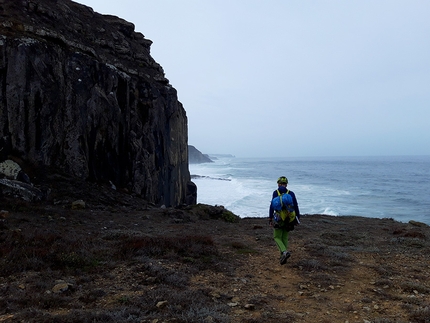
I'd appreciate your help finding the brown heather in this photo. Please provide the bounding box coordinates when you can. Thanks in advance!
[0,179,429,322]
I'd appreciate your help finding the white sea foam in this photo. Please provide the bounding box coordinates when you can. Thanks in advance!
[190,156,430,224]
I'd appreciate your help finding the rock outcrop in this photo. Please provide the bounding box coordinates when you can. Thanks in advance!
[188,145,213,164]
[0,0,196,206]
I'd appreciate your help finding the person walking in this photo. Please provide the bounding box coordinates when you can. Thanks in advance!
[269,176,301,265]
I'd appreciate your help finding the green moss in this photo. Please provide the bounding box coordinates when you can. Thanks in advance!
[190,203,240,223]
[221,210,239,223]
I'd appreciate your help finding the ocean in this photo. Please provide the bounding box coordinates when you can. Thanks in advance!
[189,155,430,225]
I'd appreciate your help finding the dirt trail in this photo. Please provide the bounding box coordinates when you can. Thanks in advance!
[205,217,430,322]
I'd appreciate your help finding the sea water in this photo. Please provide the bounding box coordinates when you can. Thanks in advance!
[189,155,430,225]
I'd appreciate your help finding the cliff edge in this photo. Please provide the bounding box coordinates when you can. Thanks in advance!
[0,0,194,206]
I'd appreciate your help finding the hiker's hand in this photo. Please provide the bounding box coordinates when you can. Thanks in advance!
[268,219,273,227]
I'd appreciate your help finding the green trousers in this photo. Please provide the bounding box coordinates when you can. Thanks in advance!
[273,228,289,254]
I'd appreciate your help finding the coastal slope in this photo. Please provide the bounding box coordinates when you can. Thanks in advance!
[1,183,429,322]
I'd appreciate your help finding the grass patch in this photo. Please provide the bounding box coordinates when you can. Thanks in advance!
[115,235,218,269]
[230,241,258,255]
[191,204,240,223]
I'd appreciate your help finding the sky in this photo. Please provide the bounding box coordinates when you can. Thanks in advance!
[76,0,430,158]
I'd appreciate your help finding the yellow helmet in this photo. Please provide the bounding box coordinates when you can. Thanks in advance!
[277,176,288,184]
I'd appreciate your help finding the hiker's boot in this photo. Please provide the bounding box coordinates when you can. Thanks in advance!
[279,251,291,265]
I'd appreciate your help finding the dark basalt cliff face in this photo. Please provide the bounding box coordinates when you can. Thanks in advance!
[0,0,195,206]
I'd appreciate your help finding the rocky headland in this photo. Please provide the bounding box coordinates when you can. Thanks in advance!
[188,145,213,164]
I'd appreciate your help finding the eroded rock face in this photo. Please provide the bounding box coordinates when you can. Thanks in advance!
[0,0,195,206]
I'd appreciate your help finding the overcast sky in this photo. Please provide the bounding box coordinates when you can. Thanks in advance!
[76,0,430,157]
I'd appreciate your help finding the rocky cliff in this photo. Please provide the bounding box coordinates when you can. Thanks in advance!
[0,0,195,206]
[188,145,213,164]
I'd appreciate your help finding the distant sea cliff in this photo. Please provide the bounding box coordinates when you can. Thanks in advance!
[188,145,213,164]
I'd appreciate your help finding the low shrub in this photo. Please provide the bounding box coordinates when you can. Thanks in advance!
[0,228,104,275]
[115,235,218,268]
[230,241,258,255]
[409,306,430,323]
[191,204,240,223]
[400,281,430,294]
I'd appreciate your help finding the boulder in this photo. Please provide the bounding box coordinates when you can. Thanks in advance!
[0,160,31,183]
[0,179,44,201]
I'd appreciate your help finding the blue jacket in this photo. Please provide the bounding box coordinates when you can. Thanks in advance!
[269,186,301,219]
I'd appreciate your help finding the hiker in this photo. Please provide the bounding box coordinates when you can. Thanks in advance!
[269,176,301,265]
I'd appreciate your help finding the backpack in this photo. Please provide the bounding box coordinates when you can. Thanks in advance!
[271,189,296,227]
